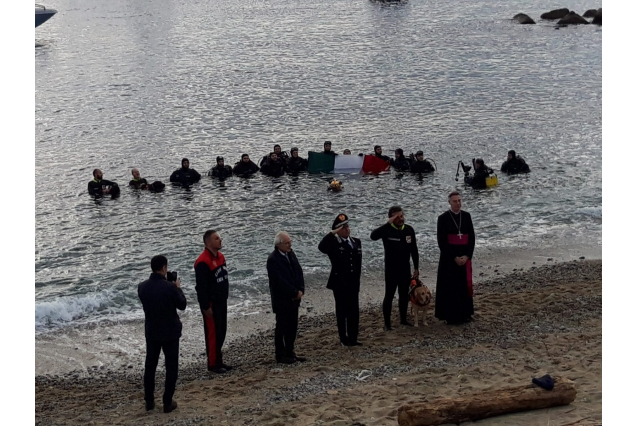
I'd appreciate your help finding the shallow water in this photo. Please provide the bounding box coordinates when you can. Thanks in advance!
[35,0,601,330]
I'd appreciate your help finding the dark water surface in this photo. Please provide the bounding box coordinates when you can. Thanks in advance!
[35,0,601,329]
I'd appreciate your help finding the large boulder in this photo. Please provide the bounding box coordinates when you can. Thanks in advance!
[513,13,535,24]
[583,9,598,18]
[540,8,569,19]
[557,11,590,25]
[592,8,602,25]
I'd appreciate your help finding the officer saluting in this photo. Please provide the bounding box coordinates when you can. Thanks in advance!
[318,214,363,346]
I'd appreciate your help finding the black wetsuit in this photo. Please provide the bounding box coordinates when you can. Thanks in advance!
[464,166,491,189]
[391,156,411,171]
[287,157,308,173]
[410,160,435,173]
[500,157,530,174]
[233,161,260,176]
[169,167,201,185]
[370,223,419,327]
[88,179,120,196]
[209,165,233,179]
[318,233,362,345]
[130,178,149,189]
[261,160,286,177]
[375,153,391,162]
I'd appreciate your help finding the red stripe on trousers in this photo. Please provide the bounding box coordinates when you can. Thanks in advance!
[205,303,217,367]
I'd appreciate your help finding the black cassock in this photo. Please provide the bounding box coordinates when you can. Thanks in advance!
[435,210,475,323]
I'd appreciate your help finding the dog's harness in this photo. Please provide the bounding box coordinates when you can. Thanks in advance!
[409,278,429,307]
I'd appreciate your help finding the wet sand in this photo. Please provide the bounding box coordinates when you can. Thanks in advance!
[35,259,601,425]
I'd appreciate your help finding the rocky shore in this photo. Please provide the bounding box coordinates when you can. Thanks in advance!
[36,260,602,425]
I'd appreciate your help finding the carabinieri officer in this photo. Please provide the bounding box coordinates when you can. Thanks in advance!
[318,214,363,346]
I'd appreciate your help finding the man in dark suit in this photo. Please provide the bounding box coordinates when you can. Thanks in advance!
[266,231,307,364]
[137,255,187,414]
[318,214,363,346]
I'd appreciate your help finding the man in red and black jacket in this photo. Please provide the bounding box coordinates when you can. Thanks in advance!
[194,230,231,374]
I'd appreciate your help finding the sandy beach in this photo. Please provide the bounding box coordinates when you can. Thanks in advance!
[35,258,601,425]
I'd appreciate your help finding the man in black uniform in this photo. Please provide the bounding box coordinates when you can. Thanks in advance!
[138,255,187,414]
[261,153,286,177]
[370,206,419,330]
[373,145,391,162]
[209,156,233,179]
[390,148,411,171]
[194,230,232,374]
[286,147,308,173]
[464,158,492,189]
[318,214,363,346]
[409,151,435,173]
[88,169,120,196]
[233,154,260,176]
[500,150,530,174]
[267,231,307,364]
[169,158,201,185]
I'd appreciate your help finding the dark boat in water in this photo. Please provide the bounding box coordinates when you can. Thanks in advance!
[35,4,57,28]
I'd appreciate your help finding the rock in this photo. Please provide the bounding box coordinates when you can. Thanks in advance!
[541,8,570,20]
[579,256,585,260]
[513,13,535,24]
[557,12,590,25]
[592,8,602,25]
[583,9,598,18]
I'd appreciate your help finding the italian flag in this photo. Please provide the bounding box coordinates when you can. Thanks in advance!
[307,152,390,174]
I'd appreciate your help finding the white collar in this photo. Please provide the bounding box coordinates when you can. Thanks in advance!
[278,249,289,257]
[449,209,462,215]
[335,235,353,244]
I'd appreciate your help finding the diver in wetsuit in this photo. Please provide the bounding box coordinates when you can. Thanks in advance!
[390,149,411,171]
[464,158,492,189]
[233,154,260,177]
[500,150,530,174]
[88,169,120,196]
[261,153,286,177]
[170,158,202,185]
[209,157,233,179]
[409,151,435,173]
[286,148,308,173]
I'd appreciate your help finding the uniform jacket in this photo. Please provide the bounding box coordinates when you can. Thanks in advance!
[318,233,362,292]
[194,249,230,310]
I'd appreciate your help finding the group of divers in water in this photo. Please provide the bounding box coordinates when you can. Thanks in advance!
[87,140,530,197]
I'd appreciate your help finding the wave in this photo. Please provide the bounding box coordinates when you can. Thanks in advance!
[35,291,138,328]
[575,206,602,218]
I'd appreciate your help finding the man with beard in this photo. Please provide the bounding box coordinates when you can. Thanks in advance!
[318,214,363,346]
[286,147,308,173]
[169,158,201,185]
[208,156,233,179]
[370,206,419,330]
[260,152,286,177]
[500,150,530,174]
[322,141,337,156]
[260,144,288,167]
[88,169,120,196]
[435,191,475,325]
[373,145,391,162]
[232,154,260,177]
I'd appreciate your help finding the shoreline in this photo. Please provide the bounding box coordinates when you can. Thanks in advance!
[36,259,602,425]
[35,242,601,378]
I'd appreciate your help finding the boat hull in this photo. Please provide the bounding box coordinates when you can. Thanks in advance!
[36,8,57,28]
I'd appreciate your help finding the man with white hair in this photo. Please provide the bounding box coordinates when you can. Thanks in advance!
[267,231,306,364]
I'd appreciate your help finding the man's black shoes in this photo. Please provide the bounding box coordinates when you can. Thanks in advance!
[208,366,227,374]
[290,353,307,362]
[145,400,155,411]
[163,401,178,413]
[220,363,234,371]
[276,356,297,364]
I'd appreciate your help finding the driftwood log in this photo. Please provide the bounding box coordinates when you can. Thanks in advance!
[397,376,576,426]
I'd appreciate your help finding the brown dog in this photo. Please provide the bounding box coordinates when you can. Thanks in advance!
[409,279,432,327]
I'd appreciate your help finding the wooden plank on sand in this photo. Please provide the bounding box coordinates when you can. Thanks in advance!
[397,376,577,426]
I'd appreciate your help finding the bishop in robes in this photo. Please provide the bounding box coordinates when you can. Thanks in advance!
[435,191,475,325]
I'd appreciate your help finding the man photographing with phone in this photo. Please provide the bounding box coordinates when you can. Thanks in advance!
[137,255,187,414]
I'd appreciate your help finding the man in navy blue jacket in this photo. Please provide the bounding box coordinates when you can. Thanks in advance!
[138,255,187,414]
[267,231,306,364]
